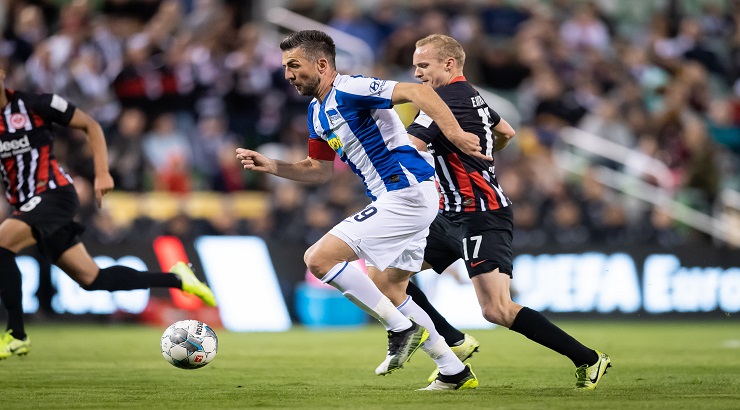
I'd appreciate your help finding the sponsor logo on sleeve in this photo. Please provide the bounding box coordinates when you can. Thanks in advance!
[414,111,433,128]
[51,94,69,112]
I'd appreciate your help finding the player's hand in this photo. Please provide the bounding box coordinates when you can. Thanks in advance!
[236,148,275,174]
[449,131,493,161]
[94,172,115,208]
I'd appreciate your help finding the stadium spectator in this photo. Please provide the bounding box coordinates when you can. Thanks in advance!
[479,0,531,38]
[107,107,148,191]
[0,4,46,65]
[141,112,193,192]
[190,113,242,191]
[559,3,611,53]
[223,23,273,145]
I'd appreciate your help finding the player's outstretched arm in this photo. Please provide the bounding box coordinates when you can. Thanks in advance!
[68,108,114,208]
[236,148,334,184]
[392,83,492,161]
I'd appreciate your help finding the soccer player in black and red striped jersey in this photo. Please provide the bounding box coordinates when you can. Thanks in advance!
[0,68,215,360]
[405,35,611,390]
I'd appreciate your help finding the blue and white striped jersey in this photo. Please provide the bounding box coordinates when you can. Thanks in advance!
[308,74,435,200]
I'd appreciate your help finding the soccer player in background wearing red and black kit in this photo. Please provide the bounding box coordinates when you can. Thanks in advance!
[0,68,215,360]
[405,35,612,390]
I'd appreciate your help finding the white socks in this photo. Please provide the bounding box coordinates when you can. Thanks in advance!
[322,262,411,332]
[398,295,465,375]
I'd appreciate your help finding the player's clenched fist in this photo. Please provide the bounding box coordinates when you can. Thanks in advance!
[236,148,275,174]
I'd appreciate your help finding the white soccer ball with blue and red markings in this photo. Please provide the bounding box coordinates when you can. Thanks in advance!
[161,319,218,369]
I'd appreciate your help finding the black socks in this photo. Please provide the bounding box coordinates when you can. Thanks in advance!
[510,307,599,367]
[0,247,26,340]
[83,265,181,291]
[406,281,465,346]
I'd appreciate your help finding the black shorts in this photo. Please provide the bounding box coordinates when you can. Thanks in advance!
[9,185,84,262]
[424,206,514,278]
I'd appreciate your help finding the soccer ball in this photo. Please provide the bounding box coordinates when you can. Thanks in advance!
[160,319,218,369]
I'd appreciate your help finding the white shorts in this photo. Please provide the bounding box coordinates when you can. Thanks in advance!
[329,180,438,272]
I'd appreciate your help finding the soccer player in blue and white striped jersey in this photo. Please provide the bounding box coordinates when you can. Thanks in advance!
[236,30,486,389]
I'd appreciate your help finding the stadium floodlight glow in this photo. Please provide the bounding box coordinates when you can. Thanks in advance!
[195,236,292,332]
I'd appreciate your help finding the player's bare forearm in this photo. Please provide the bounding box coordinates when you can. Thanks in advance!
[393,83,491,160]
[69,108,113,206]
[69,108,110,176]
[494,133,511,152]
[393,84,462,139]
[236,148,333,184]
[273,157,333,183]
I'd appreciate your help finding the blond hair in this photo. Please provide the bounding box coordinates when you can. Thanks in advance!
[415,34,466,68]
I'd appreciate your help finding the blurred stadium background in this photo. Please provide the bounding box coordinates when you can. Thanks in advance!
[1,0,739,332]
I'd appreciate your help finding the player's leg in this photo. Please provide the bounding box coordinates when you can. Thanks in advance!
[310,181,443,379]
[0,218,36,359]
[54,240,216,307]
[416,214,476,346]
[308,181,441,335]
[472,269,610,389]
[407,279,480,382]
[368,266,435,375]
[413,214,481,381]
[304,233,413,333]
[370,266,477,389]
[405,280,466,345]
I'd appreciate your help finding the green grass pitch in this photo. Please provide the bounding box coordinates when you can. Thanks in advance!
[2,320,739,409]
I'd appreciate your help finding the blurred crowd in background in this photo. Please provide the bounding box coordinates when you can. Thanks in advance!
[1,0,739,251]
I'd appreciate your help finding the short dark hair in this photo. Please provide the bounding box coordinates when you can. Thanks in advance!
[279,30,336,69]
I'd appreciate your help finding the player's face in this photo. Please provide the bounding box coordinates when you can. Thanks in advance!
[282,48,321,97]
[413,45,451,90]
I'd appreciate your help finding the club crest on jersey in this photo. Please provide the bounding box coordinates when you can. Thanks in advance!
[327,109,342,125]
[327,132,344,157]
[10,113,27,129]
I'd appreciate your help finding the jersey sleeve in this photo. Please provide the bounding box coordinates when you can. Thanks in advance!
[28,93,77,125]
[406,109,442,144]
[334,76,397,110]
[488,107,502,127]
[306,104,335,161]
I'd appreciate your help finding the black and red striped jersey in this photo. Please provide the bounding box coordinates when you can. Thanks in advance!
[0,89,76,206]
[407,78,511,212]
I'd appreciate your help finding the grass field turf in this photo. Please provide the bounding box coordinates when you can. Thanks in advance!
[2,320,739,409]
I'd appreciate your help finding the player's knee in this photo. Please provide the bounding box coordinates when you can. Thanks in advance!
[303,246,327,279]
[77,268,104,290]
[481,305,505,326]
[79,276,98,290]
[481,300,518,327]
